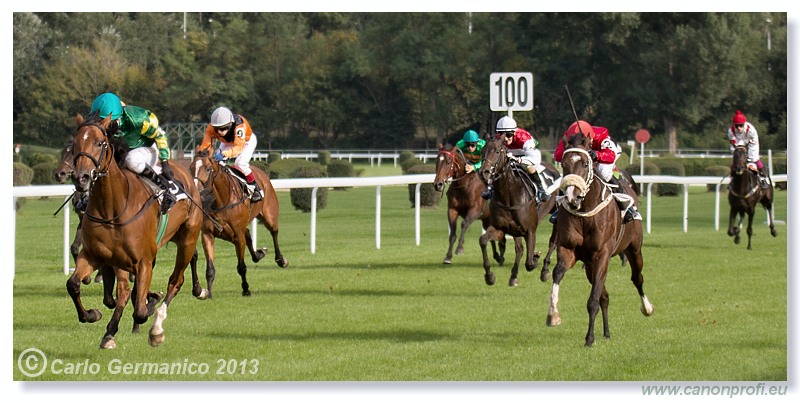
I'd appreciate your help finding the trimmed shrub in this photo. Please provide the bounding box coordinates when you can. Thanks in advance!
[398,150,417,165]
[268,152,281,164]
[642,161,660,195]
[250,160,270,176]
[654,160,685,196]
[27,151,57,166]
[318,150,331,166]
[14,162,33,186]
[405,164,440,208]
[400,157,423,174]
[289,165,328,213]
[326,159,354,178]
[267,158,321,179]
[704,165,730,191]
[32,162,58,185]
[616,152,630,170]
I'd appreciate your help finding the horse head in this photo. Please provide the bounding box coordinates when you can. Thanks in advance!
[71,113,115,193]
[559,134,595,210]
[191,145,222,207]
[477,138,508,189]
[433,145,464,192]
[53,138,75,184]
[731,145,749,176]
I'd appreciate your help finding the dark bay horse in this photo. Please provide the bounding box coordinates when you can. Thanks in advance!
[477,138,547,287]
[546,133,653,347]
[432,144,505,265]
[727,145,778,249]
[191,145,288,298]
[67,113,206,349]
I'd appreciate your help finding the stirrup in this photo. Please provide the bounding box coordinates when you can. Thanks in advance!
[538,191,550,202]
[160,193,176,215]
[480,188,493,200]
[549,211,558,224]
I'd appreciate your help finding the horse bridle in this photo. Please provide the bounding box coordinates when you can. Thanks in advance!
[481,142,510,183]
[729,146,759,199]
[561,147,595,199]
[194,153,250,212]
[438,148,470,184]
[72,122,113,186]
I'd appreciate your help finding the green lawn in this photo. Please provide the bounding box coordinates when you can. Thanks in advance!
[12,184,788,381]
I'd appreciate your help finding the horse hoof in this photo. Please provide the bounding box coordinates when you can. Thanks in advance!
[99,336,116,350]
[734,236,741,244]
[195,289,209,300]
[242,290,251,297]
[149,332,165,347]
[442,259,452,265]
[771,229,778,237]
[276,258,289,268]
[546,314,561,327]
[496,258,505,266]
[94,273,103,284]
[81,276,91,285]
[540,270,551,282]
[641,304,654,316]
[81,309,102,323]
[455,247,464,255]
[508,278,518,287]
[253,250,266,263]
[484,273,496,286]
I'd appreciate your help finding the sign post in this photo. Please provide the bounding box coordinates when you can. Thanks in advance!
[490,72,534,117]
[635,129,651,194]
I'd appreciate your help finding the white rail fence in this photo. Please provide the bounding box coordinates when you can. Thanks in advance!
[12,174,787,275]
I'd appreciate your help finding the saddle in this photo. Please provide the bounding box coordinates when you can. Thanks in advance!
[219,162,260,199]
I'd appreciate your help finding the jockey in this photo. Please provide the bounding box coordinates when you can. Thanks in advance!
[90,92,176,214]
[494,116,549,202]
[552,120,641,224]
[727,110,769,188]
[455,129,485,173]
[200,106,262,202]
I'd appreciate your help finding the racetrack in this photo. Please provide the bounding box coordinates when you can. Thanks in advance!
[12,185,788,381]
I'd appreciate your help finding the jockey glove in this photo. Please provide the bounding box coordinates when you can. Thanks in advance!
[214,151,225,162]
[589,150,598,161]
[160,160,174,180]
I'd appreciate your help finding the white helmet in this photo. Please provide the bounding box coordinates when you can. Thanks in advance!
[496,116,517,132]
[211,107,234,128]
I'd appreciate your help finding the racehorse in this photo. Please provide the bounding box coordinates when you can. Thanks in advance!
[727,145,778,249]
[67,113,206,349]
[191,145,289,298]
[432,144,505,265]
[546,132,653,347]
[539,168,635,274]
[476,138,549,287]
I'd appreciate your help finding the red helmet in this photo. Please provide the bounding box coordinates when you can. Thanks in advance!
[732,110,746,125]
[564,120,595,139]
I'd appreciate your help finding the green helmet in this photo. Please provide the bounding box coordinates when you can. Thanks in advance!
[90,93,123,120]
[463,130,480,143]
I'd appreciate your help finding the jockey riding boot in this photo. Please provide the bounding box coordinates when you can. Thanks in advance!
[757,165,771,189]
[526,165,550,202]
[608,176,641,223]
[140,166,176,214]
[245,173,263,202]
[549,206,558,224]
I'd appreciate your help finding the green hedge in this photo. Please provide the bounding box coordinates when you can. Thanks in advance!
[32,162,58,185]
[289,165,328,213]
[267,158,322,179]
[318,150,331,166]
[400,157,423,174]
[653,160,685,196]
[704,165,730,191]
[398,151,417,165]
[13,162,33,211]
[405,164,440,208]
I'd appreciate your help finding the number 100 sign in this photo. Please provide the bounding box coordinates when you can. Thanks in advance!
[489,72,533,111]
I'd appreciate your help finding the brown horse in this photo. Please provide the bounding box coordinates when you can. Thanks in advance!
[476,138,548,287]
[67,113,206,349]
[432,144,505,265]
[727,145,778,249]
[546,133,653,347]
[191,145,288,298]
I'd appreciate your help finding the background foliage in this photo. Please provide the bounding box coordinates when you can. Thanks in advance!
[13,12,787,152]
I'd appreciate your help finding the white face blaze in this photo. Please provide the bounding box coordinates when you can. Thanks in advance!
[438,155,445,162]
[569,154,582,164]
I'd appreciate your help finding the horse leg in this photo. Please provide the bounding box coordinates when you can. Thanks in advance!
[258,208,288,268]
[66,253,102,324]
[746,210,755,250]
[234,236,251,296]
[457,212,479,256]
[762,193,778,237]
[540,225,556,281]
[584,258,609,347]
[101,265,116,309]
[547,246,576,327]
[130,262,154,334]
[508,237,524,287]
[150,239,194,347]
[625,247,654,317]
[479,227,503,286]
[524,229,539,273]
[188,249,208,299]
[443,209,458,264]
[243,229,267,263]
[100,270,132,349]
[201,232,217,299]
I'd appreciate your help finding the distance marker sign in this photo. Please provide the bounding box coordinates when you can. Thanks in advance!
[490,72,533,112]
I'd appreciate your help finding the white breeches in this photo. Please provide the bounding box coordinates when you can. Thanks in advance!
[596,162,615,182]
[125,143,159,174]
[219,136,258,176]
